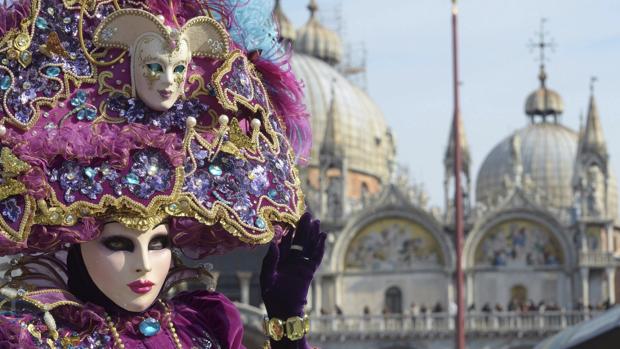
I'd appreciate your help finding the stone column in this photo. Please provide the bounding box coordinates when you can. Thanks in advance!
[606,267,616,304]
[580,223,587,252]
[606,223,614,253]
[236,271,253,305]
[580,268,590,307]
[314,275,323,315]
[209,271,220,291]
[335,275,343,309]
[466,272,474,306]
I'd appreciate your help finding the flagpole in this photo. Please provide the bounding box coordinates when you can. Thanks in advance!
[451,1,466,348]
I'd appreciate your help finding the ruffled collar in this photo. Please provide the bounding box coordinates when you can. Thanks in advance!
[54,296,172,336]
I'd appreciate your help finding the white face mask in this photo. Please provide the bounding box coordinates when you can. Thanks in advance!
[81,223,172,312]
[133,35,190,111]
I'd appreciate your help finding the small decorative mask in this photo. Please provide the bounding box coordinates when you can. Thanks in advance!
[94,9,230,111]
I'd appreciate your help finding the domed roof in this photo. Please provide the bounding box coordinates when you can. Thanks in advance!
[475,123,618,218]
[274,0,296,43]
[294,0,343,65]
[291,53,395,182]
[525,68,564,118]
[525,88,564,117]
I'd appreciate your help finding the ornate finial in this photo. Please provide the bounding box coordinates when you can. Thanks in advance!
[308,0,318,18]
[590,76,597,96]
[528,18,556,88]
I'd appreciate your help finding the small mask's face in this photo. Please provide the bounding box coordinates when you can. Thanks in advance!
[81,223,172,312]
[134,35,190,111]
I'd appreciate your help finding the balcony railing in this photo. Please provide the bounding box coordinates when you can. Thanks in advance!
[307,311,601,339]
[578,251,617,267]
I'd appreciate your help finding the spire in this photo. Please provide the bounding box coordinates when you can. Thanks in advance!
[320,81,343,159]
[579,77,608,157]
[308,0,318,19]
[444,115,470,176]
[273,0,296,43]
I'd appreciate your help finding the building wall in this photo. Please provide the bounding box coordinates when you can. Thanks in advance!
[338,271,451,315]
[473,270,570,308]
[304,167,383,200]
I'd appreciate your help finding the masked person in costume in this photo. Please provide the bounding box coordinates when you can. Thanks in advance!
[0,0,323,348]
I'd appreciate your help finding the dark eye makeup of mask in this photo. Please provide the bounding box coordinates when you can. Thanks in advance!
[102,234,169,252]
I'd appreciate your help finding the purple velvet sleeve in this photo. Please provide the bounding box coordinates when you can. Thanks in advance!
[171,290,246,349]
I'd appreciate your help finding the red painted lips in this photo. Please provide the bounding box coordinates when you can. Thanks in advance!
[127,280,155,294]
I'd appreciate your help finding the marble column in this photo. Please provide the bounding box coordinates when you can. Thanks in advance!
[580,268,590,307]
[236,271,253,305]
[314,275,323,315]
[606,223,614,253]
[209,271,220,292]
[466,272,474,306]
[606,267,616,304]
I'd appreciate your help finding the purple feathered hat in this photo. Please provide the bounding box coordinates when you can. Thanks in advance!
[0,0,310,258]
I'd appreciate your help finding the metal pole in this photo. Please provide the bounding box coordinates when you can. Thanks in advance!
[451,1,466,349]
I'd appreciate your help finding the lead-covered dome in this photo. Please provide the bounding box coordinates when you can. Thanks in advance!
[291,53,395,184]
[525,68,564,118]
[475,123,618,219]
[294,0,343,66]
[525,88,564,117]
[476,124,577,210]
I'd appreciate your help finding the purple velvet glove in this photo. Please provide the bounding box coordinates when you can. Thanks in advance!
[260,212,326,348]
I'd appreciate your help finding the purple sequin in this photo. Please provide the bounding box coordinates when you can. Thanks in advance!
[126,150,173,199]
[107,95,208,131]
[0,198,21,223]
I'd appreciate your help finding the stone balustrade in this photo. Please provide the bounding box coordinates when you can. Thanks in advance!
[578,251,617,267]
[306,311,601,340]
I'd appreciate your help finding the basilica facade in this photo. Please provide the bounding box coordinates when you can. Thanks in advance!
[278,0,619,314]
[257,1,620,348]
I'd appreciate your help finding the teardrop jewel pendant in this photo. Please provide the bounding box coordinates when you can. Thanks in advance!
[139,317,161,337]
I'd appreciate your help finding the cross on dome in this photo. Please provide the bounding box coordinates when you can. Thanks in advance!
[528,18,556,87]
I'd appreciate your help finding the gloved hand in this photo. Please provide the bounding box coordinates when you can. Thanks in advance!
[260,212,326,348]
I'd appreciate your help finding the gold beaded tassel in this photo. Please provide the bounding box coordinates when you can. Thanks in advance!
[105,315,125,349]
[159,299,183,349]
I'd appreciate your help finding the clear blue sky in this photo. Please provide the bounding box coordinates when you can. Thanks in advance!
[283,0,620,210]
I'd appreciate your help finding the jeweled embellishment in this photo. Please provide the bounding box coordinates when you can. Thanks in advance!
[139,317,161,337]
[13,33,31,51]
[125,173,140,185]
[45,66,61,77]
[71,90,97,121]
[71,91,87,106]
[35,17,49,30]
[101,27,118,42]
[76,108,97,121]
[0,76,11,90]
[18,51,32,67]
[125,151,173,199]
[208,164,222,176]
[255,217,266,229]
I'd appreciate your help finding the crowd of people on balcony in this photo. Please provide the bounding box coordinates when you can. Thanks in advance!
[316,298,615,319]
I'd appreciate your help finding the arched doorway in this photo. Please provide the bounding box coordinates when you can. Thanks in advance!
[385,286,403,314]
[510,284,528,306]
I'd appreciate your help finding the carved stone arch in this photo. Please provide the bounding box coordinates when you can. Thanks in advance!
[463,208,576,272]
[330,205,455,273]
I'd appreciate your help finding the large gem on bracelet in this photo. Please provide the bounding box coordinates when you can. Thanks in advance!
[139,317,161,337]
